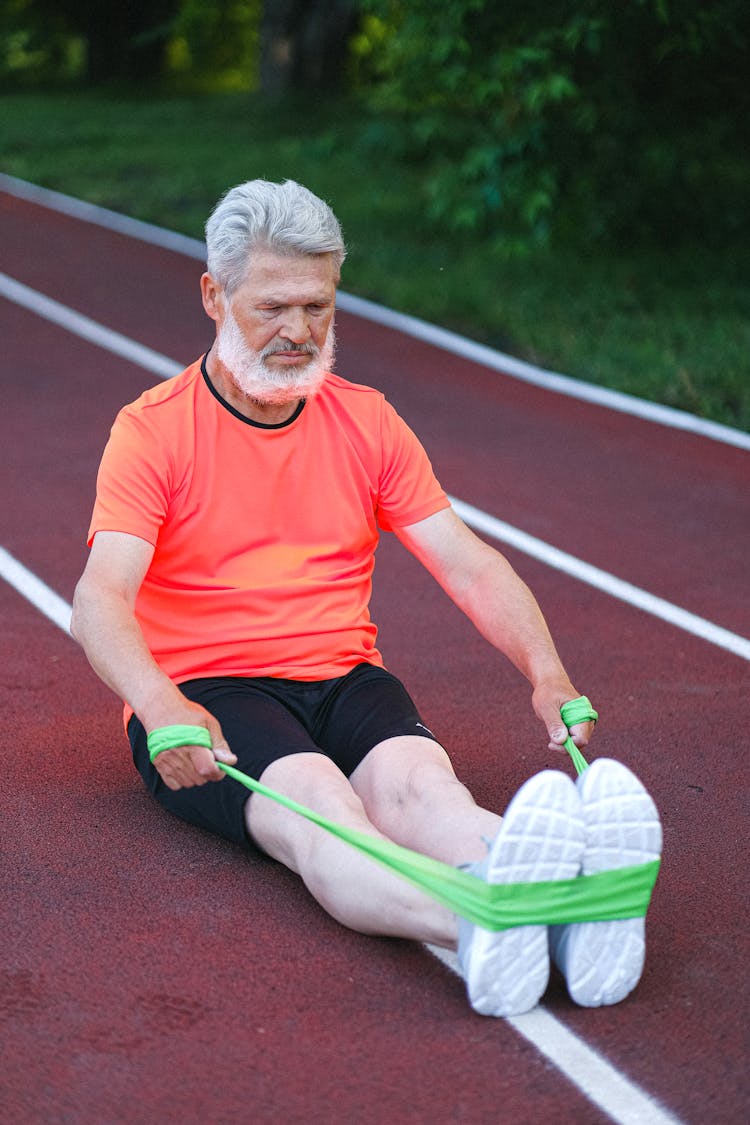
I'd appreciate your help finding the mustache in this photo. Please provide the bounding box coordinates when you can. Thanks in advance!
[262,339,319,358]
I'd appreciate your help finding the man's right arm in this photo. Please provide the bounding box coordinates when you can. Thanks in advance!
[71,531,236,789]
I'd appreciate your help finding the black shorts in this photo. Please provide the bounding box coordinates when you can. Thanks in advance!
[128,663,438,849]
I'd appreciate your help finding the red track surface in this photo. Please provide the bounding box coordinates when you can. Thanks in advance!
[1,190,748,1124]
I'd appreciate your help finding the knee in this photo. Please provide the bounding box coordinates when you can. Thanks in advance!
[245,752,368,869]
[356,738,468,822]
[402,757,471,813]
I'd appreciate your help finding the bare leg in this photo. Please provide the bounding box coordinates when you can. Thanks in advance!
[245,751,459,948]
[349,736,502,865]
[245,741,586,1019]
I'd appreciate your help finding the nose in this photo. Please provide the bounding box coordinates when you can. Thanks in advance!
[278,306,311,344]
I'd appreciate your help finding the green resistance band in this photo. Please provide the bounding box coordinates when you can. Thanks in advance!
[148,724,213,759]
[559,696,597,776]
[146,697,659,931]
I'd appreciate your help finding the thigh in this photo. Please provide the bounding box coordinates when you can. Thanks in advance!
[349,736,500,865]
[314,663,440,777]
[244,750,365,870]
[128,677,321,847]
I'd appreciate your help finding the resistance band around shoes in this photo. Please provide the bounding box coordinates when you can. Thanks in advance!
[146,697,660,931]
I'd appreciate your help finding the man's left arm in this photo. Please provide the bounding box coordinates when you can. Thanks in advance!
[393,506,595,754]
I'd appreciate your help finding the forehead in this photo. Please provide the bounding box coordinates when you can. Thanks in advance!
[237,248,338,302]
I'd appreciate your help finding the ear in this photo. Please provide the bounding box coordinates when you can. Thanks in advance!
[200,272,225,324]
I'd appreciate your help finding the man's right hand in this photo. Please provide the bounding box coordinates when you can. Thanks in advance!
[147,703,238,791]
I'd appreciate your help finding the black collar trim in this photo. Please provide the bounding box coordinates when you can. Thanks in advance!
[200,354,306,429]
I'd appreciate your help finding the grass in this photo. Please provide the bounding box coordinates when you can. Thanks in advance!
[2,88,748,432]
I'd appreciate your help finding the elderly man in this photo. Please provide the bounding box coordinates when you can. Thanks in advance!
[72,179,660,1018]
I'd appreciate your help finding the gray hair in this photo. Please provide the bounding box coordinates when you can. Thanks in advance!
[205,178,346,296]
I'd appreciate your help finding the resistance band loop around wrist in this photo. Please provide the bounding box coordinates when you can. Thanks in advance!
[145,696,659,930]
[148,724,212,762]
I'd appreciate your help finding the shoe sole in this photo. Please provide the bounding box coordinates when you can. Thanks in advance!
[555,758,662,1007]
[464,770,584,1017]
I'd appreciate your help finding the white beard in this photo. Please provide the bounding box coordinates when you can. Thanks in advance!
[215,307,335,406]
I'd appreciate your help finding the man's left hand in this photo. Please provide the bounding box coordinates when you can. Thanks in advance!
[532,681,596,756]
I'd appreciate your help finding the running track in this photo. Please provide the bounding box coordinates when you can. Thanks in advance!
[1,178,748,1125]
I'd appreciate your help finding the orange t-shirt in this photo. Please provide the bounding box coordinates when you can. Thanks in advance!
[88,357,450,686]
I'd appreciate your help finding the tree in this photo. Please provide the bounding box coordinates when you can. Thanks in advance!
[358,0,750,248]
[37,0,181,84]
[1,0,364,92]
[259,0,359,95]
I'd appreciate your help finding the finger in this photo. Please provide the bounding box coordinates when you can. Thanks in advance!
[190,745,225,782]
[546,717,569,746]
[203,717,237,765]
[159,761,196,790]
[154,746,211,788]
[568,720,594,748]
[212,742,237,765]
[162,770,192,791]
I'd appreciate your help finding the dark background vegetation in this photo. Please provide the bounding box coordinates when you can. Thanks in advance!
[2,1,748,429]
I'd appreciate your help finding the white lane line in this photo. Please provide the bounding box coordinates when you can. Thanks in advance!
[336,291,750,452]
[0,546,72,633]
[2,171,748,452]
[0,172,208,261]
[2,271,748,663]
[0,554,685,1125]
[0,272,182,380]
[0,184,710,1125]
[450,497,750,662]
[428,945,684,1125]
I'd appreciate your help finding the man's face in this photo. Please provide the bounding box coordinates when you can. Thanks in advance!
[210,249,338,406]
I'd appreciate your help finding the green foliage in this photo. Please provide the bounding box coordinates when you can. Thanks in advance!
[356,0,750,252]
[0,0,83,86]
[32,0,182,84]
[355,1,590,250]
[0,1,748,428]
[1,89,748,431]
[0,0,261,89]
[168,1,260,91]
[555,0,750,247]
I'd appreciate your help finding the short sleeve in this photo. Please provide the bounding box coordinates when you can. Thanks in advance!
[87,407,172,547]
[376,400,450,531]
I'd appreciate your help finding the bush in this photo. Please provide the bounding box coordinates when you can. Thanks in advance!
[356,0,750,252]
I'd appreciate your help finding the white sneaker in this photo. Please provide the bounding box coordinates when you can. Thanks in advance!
[549,758,662,1007]
[457,770,585,1017]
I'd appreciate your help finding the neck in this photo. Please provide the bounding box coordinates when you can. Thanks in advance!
[205,350,302,425]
